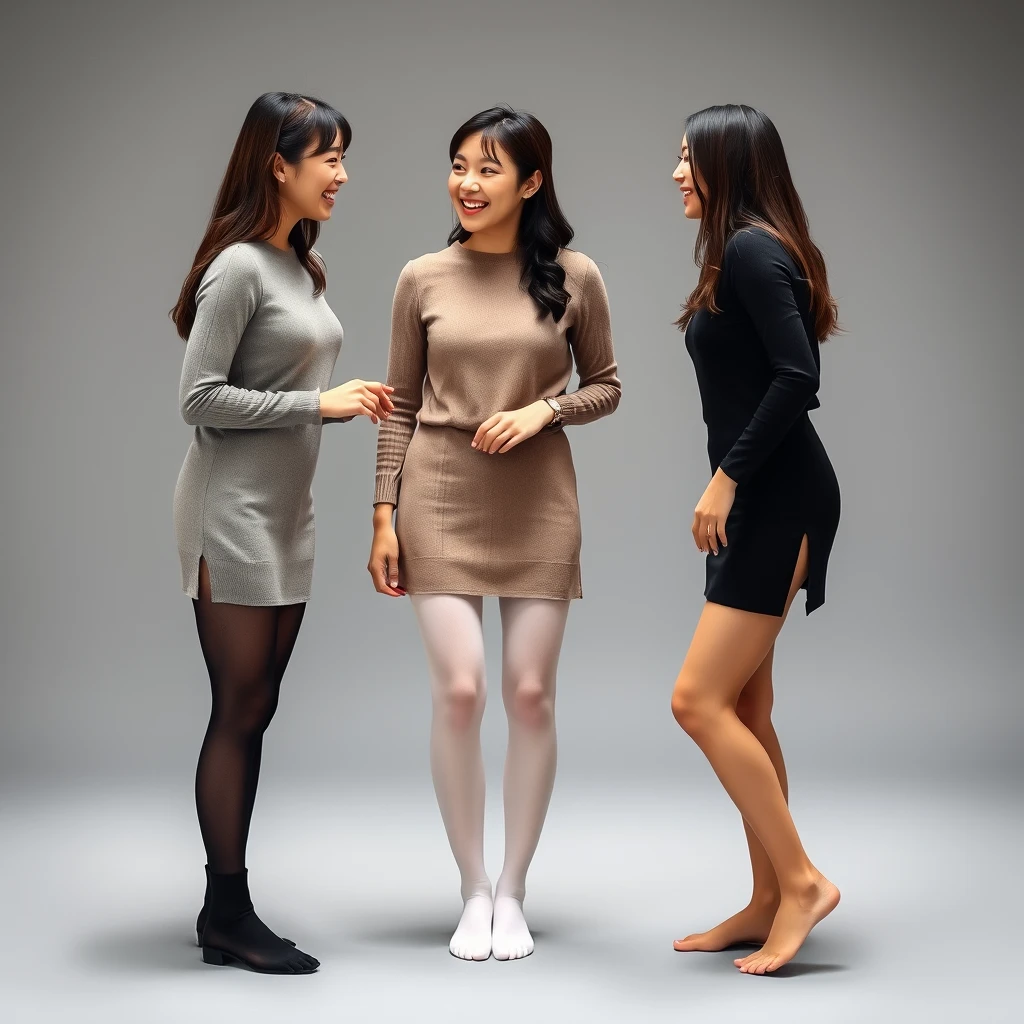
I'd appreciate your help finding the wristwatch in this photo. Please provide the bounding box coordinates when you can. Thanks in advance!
[544,397,563,427]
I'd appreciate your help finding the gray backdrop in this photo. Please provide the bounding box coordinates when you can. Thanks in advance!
[2,0,1021,787]
[2,2,1023,1021]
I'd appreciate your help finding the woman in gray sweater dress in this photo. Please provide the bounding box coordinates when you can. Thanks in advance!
[170,92,393,975]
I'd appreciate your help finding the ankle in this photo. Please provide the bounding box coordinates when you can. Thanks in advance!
[748,890,781,911]
[778,867,821,899]
[461,879,492,903]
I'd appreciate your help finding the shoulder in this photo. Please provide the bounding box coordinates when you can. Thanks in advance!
[557,248,601,291]
[199,243,263,297]
[408,246,457,272]
[725,227,794,269]
[724,228,798,288]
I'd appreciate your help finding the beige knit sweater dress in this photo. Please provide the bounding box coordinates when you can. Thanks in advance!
[373,242,621,599]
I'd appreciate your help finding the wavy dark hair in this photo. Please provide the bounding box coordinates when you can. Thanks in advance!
[447,106,574,322]
[675,104,839,342]
[170,92,351,340]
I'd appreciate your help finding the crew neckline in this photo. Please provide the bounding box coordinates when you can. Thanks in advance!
[451,241,520,259]
[253,239,299,259]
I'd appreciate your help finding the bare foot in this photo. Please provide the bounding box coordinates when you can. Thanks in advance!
[673,898,779,952]
[734,875,840,974]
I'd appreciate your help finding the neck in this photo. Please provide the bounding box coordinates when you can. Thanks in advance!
[460,211,523,254]
[265,202,301,251]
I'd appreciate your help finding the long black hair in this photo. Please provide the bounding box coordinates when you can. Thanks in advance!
[447,106,574,322]
[171,92,351,340]
[676,104,838,341]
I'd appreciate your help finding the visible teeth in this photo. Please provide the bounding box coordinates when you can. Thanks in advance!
[462,200,486,208]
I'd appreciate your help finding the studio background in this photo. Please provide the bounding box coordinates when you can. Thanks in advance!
[1,1,1020,1022]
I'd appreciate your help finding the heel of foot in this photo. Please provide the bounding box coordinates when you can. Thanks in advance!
[201,946,228,966]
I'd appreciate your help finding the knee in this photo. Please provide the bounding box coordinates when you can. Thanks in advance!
[214,677,279,737]
[670,680,716,739]
[436,674,485,731]
[505,675,554,730]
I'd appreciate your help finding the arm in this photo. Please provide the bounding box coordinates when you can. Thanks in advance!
[555,258,622,426]
[373,261,427,507]
[717,231,820,484]
[179,246,322,428]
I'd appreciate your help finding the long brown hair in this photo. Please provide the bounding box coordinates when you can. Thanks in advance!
[170,92,351,340]
[675,104,839,342]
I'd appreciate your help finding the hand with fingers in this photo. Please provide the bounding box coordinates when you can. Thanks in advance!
[320,379,395,424]
[368,503,406,597]
[471,400,556,455]
[692,468,737,555]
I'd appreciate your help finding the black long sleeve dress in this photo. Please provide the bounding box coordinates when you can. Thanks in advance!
[684,227,840,616]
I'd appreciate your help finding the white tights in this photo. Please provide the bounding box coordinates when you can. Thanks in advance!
[410,593,570,961]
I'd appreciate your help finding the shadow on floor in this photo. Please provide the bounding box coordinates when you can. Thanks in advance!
[76,922,209,974]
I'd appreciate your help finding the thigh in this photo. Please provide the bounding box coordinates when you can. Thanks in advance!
[410,594,486,683]
[193,557,278,686]
[678,536,809,709]
[273,602,307,683]
[498,598,570,686]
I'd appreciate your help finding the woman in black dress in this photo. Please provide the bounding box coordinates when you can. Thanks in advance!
[668,105,841,974]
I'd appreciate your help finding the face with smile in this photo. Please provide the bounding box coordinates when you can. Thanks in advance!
[672,135,705,219]
[274,127,348,222]
[448,132,541,241]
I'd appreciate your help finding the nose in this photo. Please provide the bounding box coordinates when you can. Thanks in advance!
[461,179,481,194]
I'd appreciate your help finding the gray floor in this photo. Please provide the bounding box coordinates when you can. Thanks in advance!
[1,780,1018,1023]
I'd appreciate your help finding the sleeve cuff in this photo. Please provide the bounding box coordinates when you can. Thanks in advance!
[374,475,399,506]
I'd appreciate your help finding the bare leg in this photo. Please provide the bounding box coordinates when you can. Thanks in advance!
[674,648,789,950]
[671,538,840,973]
[411,594,492,961]
[492,597,570,961]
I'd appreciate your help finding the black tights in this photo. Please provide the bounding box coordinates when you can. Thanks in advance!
[192,558,305,874]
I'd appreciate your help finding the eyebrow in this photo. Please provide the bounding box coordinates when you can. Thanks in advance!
[453,151,502,167]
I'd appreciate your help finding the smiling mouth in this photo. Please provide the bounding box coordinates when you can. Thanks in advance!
[460,198,489,213]
[322,190,338,204]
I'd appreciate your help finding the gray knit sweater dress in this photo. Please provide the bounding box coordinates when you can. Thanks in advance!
[173,240,343,605]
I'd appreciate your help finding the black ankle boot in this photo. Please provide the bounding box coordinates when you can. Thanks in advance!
[201,869,319,975]
[197,864,294,948]
[196,864,211,946]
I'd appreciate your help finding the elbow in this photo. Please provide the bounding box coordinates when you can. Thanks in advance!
[179,389,206,426]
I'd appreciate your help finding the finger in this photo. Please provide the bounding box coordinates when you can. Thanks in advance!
[489,429,515,454]
[717,519,729,548]
[366,382,395,413]
[374,383,396,409]
[360,398,379,424]
[707,519,719,556]
[498,433,524,453]
[373,558,401,597]
[366,393,387,420]
[473,415,501,448]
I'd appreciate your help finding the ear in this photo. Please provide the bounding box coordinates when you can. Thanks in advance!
[523,170,543,199]
[272,152,288,185]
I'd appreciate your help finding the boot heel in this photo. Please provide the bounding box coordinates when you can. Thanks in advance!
[202,946,228,966]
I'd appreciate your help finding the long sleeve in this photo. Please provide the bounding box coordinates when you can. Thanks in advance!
[179,246,322,429]
[717,232,820,484]
[374,261,427,506]
[556,258,622,425]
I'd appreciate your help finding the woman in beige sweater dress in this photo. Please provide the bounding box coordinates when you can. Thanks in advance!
[368,106,621,961]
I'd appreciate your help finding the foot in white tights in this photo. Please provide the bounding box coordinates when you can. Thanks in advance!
[450,892,493,960]
[492,895,534,960]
